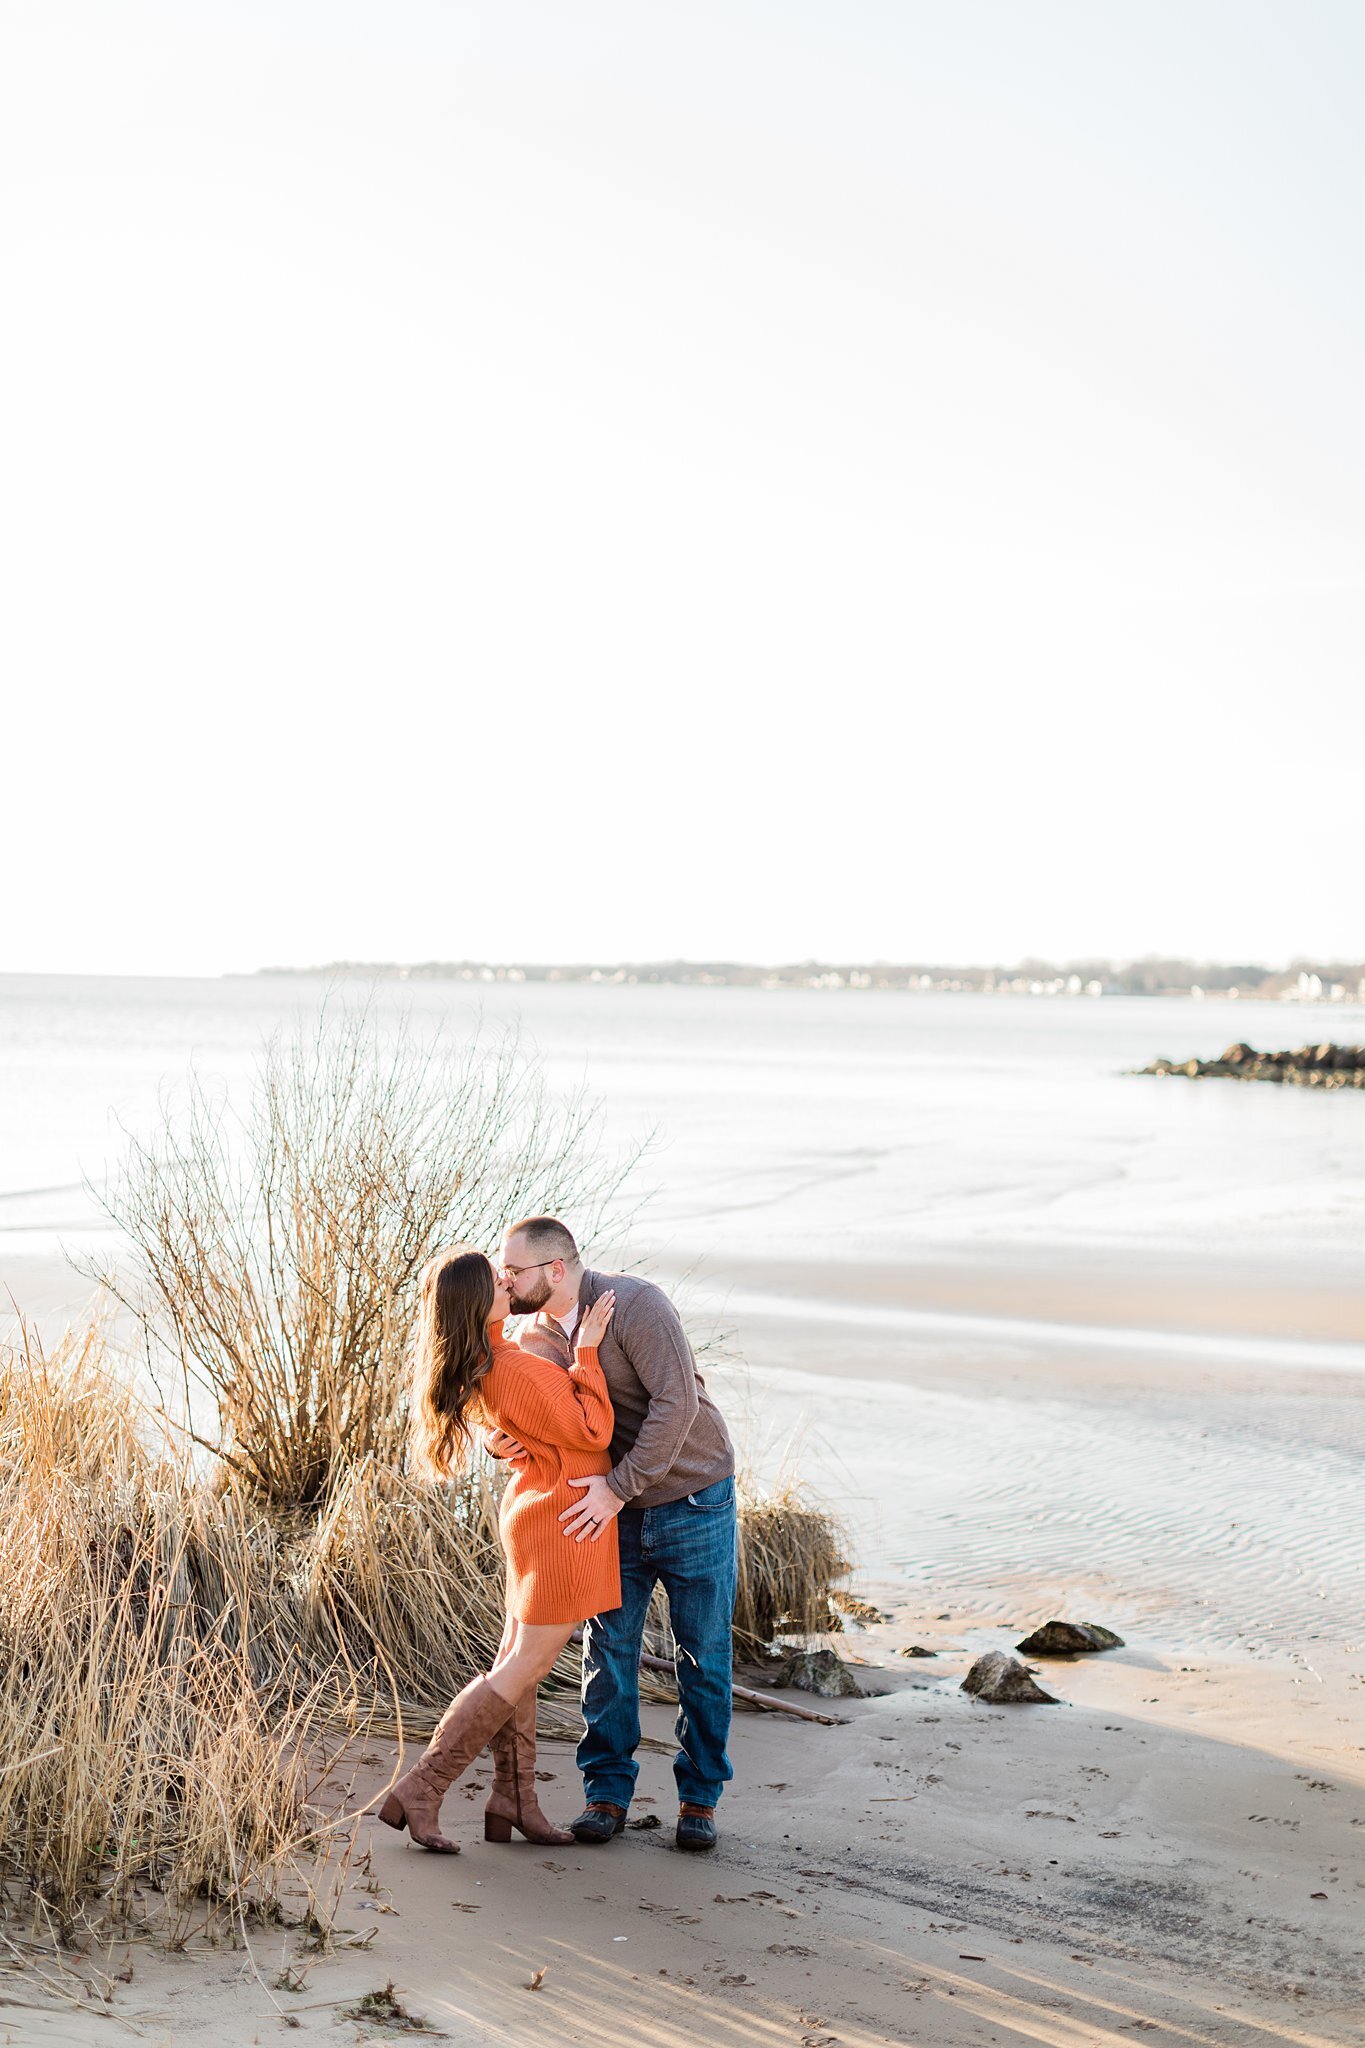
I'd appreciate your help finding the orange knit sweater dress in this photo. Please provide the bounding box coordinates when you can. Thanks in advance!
[476,1322,621,1625]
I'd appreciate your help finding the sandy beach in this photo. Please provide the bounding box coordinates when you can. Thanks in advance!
[6,1229,1364,2048]
[9,1588,1362,2047]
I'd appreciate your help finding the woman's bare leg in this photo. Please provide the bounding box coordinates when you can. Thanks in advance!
[490,1619,576,1704]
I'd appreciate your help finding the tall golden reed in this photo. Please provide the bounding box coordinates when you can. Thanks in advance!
[0,1324,347,1937]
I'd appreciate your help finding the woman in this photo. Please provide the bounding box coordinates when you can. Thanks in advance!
[378,1246,618,1852]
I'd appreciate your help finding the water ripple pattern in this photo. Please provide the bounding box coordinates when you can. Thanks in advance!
[746,1365,1365,1655]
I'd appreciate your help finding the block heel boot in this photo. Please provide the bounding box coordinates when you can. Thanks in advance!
[484,1689,573,1845]
[377,1675,515,1853]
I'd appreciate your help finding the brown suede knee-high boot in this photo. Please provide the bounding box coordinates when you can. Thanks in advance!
[484,1690,573,1845]
[378,1676,515,1853]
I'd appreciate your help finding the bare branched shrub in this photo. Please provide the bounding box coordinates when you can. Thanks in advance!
[90,1001,638,1507]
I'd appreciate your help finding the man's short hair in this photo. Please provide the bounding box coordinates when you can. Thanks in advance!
[506,1216,580,1265]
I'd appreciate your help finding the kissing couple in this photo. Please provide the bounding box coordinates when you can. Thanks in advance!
[377,1216,738,1854]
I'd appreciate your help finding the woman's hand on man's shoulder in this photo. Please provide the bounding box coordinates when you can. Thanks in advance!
[578,1290,617,1349]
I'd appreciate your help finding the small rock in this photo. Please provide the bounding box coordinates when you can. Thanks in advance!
[627,1813,661,1830]
[898,1645,937,1658]
[961,1653,1059,1705]
[773,1649,864,1698]
[1016,1620,1125,1656]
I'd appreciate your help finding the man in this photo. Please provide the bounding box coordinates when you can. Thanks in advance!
[490,1215,737,1851]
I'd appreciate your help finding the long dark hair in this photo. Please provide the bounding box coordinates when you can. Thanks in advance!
[410,1246,496,1477]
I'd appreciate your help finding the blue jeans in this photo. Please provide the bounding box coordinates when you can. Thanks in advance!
[579,1474,738,1811]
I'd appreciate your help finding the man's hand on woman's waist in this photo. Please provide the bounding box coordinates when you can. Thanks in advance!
[560,1472,626,1543]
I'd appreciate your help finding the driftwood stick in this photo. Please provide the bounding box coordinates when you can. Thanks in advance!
[637,1651,848,1726]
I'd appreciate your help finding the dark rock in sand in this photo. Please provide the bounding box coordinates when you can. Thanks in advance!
[773,1648,864,1698]
[897,1645,938,1658]
[1016,1620,1125,1657]
[961,1652,1059,1704]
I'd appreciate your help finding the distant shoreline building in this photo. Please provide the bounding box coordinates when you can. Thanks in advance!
[257,958,1365,1003]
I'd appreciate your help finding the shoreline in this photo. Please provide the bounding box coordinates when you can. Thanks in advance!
[720,1281,1365,1379]
[667,1245,1365,1349]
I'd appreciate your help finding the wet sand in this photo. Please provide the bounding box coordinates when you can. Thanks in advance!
[679,1245,1365,1375]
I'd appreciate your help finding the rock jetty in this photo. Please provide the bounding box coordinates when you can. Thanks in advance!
[1133,1042,1365,1088]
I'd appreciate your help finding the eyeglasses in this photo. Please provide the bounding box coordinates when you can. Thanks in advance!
[501,1258,560,1279]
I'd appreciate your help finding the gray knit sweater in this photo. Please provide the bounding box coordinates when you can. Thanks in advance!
[516,1268,734,1509]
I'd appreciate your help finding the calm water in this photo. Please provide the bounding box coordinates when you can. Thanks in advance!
[2,971,1364,1278]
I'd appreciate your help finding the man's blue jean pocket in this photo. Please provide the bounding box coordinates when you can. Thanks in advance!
[684,1475,735,1510]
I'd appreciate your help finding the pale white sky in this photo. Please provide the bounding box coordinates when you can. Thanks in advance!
[4,1,1362,974]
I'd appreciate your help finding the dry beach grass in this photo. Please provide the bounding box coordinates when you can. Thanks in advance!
[0,1323,337,1941]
